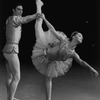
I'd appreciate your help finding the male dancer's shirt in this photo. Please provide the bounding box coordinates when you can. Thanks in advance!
[3,14,36,54]
[6,16,23,44]
[3,15,29,53]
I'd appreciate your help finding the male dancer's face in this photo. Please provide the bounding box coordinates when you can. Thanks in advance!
[14,6,23,16]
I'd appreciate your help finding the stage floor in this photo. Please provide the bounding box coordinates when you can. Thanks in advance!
[0,63,100,100]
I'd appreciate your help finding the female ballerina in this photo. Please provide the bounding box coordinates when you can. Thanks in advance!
[31,0,99,100]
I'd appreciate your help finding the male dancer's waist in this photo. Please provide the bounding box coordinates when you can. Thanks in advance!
[6,40,19,45]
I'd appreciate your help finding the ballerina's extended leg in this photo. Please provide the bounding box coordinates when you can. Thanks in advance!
[36,0,43,13]
[35,0,45,40]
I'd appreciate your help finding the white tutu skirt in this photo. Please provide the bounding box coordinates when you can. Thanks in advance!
[31,31,73,78]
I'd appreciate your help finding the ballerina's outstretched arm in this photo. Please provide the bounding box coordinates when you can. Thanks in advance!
[40,13,64,43]
[72,52,99,77]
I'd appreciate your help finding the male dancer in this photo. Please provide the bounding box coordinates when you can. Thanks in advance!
[2,5,37,100]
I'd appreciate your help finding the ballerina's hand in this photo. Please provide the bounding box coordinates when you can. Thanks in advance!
[37,13,45,19]
[92,69,99,77]
[36,13,42,18]
[95,71,99,77]
[41,13,45,19]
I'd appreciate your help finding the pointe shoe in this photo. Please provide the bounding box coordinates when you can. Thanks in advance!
[13,98,20,100]
[36,0,44,7]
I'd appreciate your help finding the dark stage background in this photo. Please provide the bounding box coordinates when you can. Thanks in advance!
[0,0,100,66]
[0,0,100,100]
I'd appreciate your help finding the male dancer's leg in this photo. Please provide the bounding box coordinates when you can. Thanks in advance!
[4,53,20,100]
[6,61,13,99]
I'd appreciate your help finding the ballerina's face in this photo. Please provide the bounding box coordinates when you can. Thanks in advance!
[75,33,83,43]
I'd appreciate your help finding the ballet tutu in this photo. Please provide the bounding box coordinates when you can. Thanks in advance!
[31,31,73,78]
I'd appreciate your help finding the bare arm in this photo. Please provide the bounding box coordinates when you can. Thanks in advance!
[39,14,63,43]
[21,14,37,24]
[72,52,99,77]
[21,14,37,23]
[14,14,37,25]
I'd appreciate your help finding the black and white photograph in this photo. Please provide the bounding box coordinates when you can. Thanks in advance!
[0,0,100,100]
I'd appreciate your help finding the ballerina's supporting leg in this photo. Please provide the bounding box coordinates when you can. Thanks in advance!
[35,1,53,100]
[45,76,52,100]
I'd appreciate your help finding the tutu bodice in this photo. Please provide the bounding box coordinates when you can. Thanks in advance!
[31,31,73,78]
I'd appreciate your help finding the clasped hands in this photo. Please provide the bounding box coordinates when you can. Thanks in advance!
[36,13,45,19]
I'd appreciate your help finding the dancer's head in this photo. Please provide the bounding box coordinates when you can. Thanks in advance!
[71,31,83,44]
[13,5,23,16]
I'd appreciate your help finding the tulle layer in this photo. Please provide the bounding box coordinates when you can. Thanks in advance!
[31,41,73,78]
[31,32,72,78]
